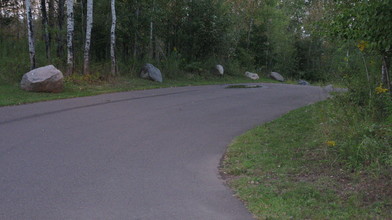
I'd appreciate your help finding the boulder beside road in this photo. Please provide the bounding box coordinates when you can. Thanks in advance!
[269,72,284,82]
[298,80,310,85]
[245,72,259,80]
[20,65,64,93]
[214,65,224,75]
[140,63,163,83]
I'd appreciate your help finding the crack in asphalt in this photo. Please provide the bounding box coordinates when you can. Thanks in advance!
[0,90,198,125]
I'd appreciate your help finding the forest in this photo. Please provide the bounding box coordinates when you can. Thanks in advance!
[0,0,390,86]
[1,0,389,83]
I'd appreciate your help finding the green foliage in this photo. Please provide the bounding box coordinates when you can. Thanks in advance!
[1,0,336,83]
[160,51,183,79]
[329,0,392,55]
[0,38,30,84]
[179,0,231,61]
[320,94,392,171]
[222,101,392,219]
[222,100,392,219]
[324,0,392,89]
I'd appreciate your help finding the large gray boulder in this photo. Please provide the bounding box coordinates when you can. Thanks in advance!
[140,63,163,83]
[269,72,284,82]
[20,65,64,93]
[298,80,310,85]
[324,84,348,93]
[245,71,259,80]
[214,64,224,75]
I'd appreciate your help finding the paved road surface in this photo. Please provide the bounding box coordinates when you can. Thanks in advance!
[0,83,328,219]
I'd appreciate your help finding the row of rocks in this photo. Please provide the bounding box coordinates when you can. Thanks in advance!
[19,64,310,93]
[19,63,167,93]
[139,65,310,86]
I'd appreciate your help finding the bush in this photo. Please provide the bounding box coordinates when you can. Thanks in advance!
[321,90,392,172]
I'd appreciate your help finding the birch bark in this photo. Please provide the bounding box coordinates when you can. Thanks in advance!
[66,0,74,75]
[110,0,116,75]
[25,0,35,70]
[83,0,93,75]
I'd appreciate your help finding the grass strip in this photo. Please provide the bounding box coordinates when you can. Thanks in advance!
[221,100,391,219]
[0,75,276,107]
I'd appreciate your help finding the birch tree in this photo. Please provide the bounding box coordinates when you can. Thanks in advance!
[110,0,116,75]
[66,0,74,75]
[25,0,35,69]
[83,0,93,75]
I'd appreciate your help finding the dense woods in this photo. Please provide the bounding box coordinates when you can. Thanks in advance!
[0,0,390,87]
[0,0,335,79]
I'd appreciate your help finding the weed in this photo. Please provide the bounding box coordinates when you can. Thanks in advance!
[221,100,391,219]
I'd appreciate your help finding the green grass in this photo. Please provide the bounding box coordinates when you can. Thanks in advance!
[0,75,276,107]
[221,100,392,219]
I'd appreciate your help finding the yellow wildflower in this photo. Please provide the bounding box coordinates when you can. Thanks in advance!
[326,141,336,147]
[357,40,368,52]
[375,85,388,94]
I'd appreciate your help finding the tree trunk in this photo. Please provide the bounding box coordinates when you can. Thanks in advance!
[149,20,153,59]
[40,0,50,59]
[133,0,139,58]
[381,55,391,93]
[66,0,74,75]
[149,0,154,60]
[81,0,85,42]
[246,18,253,50]
[110,0,116,75]
[25,0,35,70]
[57,0,65,57]
[83,0,93,75]
[48,0,54,43]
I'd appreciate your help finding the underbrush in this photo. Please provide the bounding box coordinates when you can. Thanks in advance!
[322,92,392,172]
[222,95,392,219]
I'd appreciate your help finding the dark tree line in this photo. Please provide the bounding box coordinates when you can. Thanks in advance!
[0,0,390,90]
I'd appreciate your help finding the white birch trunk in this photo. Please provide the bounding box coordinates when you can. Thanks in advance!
[25,0,35,70]
[83,0,93,75]
[66,0,74,75]
[110,0,116,75]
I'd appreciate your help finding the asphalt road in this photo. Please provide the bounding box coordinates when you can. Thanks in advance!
[0,83,329,219]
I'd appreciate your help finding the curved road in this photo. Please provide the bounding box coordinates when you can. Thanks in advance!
[0,83,328,219]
